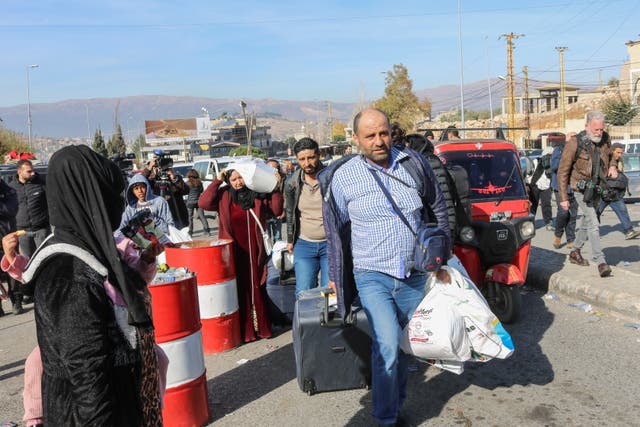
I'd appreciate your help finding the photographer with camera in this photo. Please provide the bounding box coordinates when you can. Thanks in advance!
[596,143,640,240]
[142,151,189,230]
[558,111,617,277]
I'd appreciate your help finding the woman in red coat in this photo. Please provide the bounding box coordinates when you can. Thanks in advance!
[199,168,283,342]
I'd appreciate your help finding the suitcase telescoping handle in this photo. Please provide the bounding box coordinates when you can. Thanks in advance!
[280,249,288,280]
[320,288,360,327]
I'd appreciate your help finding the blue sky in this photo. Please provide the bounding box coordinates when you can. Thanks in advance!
[2,0,639,108]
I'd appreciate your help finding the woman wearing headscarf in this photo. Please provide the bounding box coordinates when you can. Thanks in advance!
[3,145,163,426]
[198,167,283,342]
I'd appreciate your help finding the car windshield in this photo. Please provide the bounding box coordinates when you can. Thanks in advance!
[624,155,640,172]
[439,149,527,201]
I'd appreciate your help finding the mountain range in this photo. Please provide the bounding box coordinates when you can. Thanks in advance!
[0,79,512,140]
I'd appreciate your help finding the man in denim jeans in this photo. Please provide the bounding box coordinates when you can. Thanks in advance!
[284,138,328,297]
[597,143,640,240]
[322,109,449,426]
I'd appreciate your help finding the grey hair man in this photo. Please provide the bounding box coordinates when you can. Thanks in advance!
[557,111,617,277]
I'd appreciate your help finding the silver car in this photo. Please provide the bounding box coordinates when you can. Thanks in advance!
[623,154,640,203]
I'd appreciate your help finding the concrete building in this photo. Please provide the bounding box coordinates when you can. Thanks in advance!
[621,39,640,105]
[501,84,580,115]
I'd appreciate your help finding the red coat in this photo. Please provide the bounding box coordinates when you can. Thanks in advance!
[199,179,283,341]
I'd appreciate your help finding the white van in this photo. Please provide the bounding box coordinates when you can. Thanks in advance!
[192,156,254,189]
[618,139,640,154]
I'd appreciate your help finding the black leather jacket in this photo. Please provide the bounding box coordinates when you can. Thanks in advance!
[283,163,325,245]
[10,174,49,230]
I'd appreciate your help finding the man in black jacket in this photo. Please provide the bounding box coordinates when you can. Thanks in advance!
[284,138,328,297]
[0,178,20,315]
[10,160,50,259]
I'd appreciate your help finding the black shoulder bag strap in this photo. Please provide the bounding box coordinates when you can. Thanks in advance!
[367,168,418,236]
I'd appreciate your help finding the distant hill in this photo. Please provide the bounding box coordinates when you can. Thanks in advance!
[0,79,516,139]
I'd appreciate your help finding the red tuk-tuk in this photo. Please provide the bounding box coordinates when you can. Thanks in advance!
[434,135,535,323]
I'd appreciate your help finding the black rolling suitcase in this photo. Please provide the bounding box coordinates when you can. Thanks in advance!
[292,288,371,395]
[265,250,296,325]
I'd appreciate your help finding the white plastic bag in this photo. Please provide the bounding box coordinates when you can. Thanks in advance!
[168,225,192,244]
[400,281,472,362]
[271,241,294,271]
[437,266,515,360]
[229,158,278,193]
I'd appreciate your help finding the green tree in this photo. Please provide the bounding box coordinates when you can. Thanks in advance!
[374,64,431,131]
[92,128,107,157]
[331,120,347,141]
[608,77,620,88]
[229,146,266,159]
[107,124,127,157]
[0,127,29,161]
[284,136,297,147]
[602,94,638,126]
[130,134,146,161]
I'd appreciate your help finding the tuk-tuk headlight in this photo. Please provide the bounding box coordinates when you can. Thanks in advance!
[460,226,475,243]
[520,221,535,239]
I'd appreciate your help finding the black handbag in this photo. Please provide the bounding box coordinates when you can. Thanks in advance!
[368,169,447,273]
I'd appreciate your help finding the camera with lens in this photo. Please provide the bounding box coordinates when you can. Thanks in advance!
[152,149,174,180]
[110,153,136,175]
[152,149,174,195]
[577,179,604,204]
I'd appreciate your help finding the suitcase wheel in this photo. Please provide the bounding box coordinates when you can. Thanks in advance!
[303,378,316,396]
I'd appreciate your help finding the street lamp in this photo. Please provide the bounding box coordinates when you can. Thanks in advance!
[26,64,39,153]
[239,100,251,155]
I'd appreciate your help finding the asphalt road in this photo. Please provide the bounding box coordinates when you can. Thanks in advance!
[1,206,639,426]
[2,287,640,426]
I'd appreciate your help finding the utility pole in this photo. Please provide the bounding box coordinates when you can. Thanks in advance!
[485,36,494,127]
[326,101,333,143]
[500,33,524,143]
[457,0,465,135]
[523,66,530,143]
[85,102,91,144]
[598,68,603,91]
[556,47,568,130]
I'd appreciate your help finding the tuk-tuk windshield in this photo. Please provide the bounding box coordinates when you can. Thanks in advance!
[439,149,527,201]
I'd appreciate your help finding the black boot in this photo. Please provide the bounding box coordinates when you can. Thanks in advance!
[13,300,24,315]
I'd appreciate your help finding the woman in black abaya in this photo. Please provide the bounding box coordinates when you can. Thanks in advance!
[23,145,163,426]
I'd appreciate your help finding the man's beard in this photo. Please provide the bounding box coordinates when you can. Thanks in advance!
[586,131,602,144]
[304,163,319,175]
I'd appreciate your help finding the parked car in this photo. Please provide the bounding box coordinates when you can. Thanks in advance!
[192,156,254,190]
[534,132,566,147]
[617,139,640,154]
[622,153,640,203]
[172,163,193,178]
[0,163,48,184]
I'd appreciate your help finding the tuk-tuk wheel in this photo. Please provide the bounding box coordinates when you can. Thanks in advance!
[490,283,522,324]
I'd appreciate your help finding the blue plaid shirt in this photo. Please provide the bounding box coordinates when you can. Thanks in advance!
[330,147,423,278]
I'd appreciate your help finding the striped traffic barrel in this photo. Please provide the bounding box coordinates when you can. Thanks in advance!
[166,239,242,354]
[149,275,210,427]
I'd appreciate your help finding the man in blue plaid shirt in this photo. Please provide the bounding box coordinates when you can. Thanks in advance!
[323,108,450,426]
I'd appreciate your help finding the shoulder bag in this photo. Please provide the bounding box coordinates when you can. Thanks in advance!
[367,168,447,273]
[248,208,274,255]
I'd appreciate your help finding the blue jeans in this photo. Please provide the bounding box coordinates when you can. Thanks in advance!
[353,269,426,425]
[293,239,329,297]
[597,199,633,233]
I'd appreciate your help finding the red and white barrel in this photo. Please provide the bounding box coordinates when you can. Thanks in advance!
[149,275,210,427]
[166,239,242,354]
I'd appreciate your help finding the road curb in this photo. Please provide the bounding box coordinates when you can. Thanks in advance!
[527,263,640,320]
